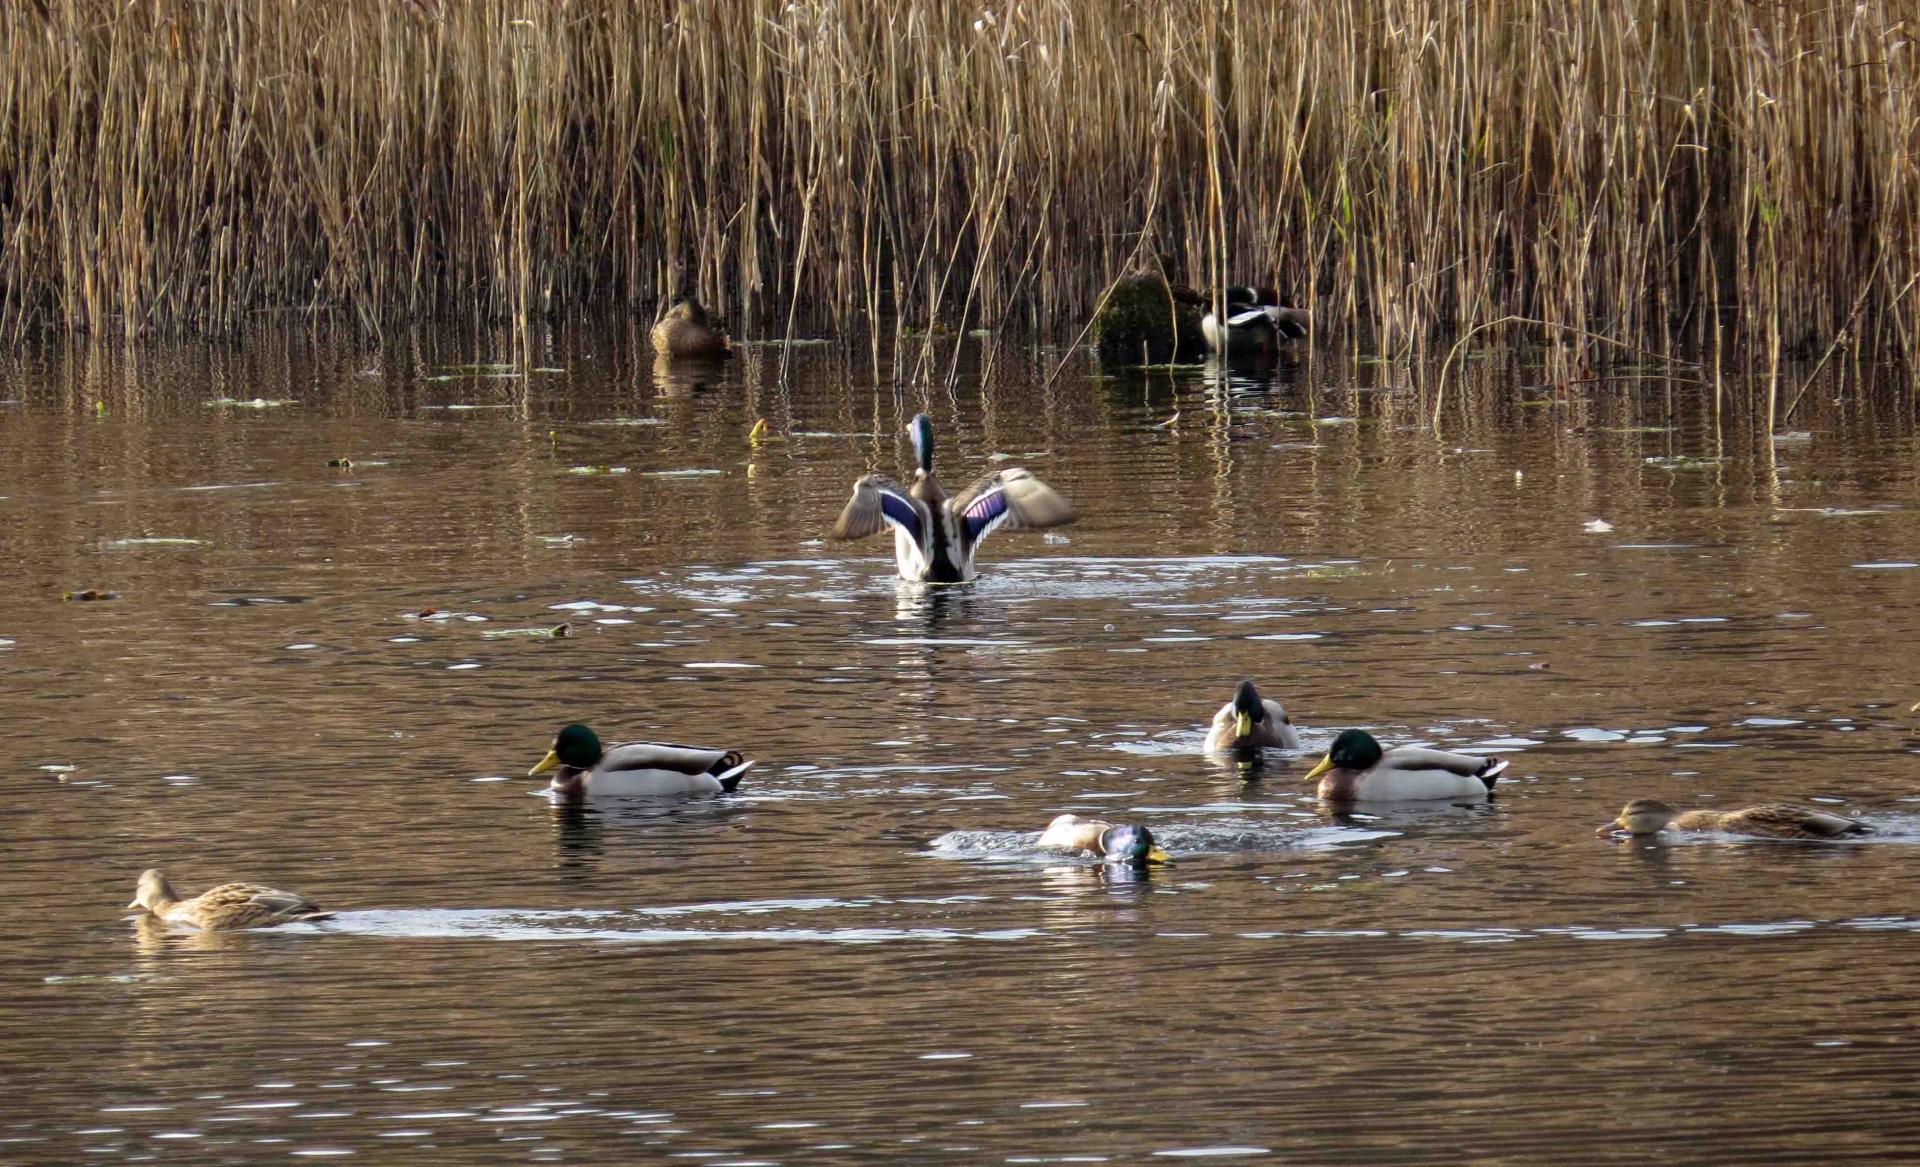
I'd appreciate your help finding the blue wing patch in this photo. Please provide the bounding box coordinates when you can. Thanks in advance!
[880,487,923,542]
[962,487,1009,545]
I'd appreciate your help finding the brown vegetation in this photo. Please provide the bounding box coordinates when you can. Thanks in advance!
[3,0,1916,375]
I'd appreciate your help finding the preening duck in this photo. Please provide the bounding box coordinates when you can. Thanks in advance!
[1037,814,1170,866]
[650,297,732,359]
[1597,799,1870,840]
[127,869,333,931]
[1204,679,1301,753]
[531,723,753,800]
[1304,728,1507,801]
[829,413,1076,582]
[1201,285,1310,358]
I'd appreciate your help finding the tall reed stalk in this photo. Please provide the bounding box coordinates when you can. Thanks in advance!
[3,0,1915,379]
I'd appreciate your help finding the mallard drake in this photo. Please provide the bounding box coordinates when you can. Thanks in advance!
[650,297,732,359]
[1597,798,1870,840]
[1201,285,1310,358]
[829,413,1076,583]
[1304,728,1507,801]
[531,723,752,800]
[1037,813,1170,866]
[1204,679,1301,752]
[127,869,333,931]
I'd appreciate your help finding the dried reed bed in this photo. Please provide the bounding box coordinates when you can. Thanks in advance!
[3,0,1916,379]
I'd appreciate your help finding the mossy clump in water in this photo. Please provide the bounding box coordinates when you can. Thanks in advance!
[1091,272,1205,365]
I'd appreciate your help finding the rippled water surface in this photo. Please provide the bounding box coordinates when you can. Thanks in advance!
[3,332,1919,1165]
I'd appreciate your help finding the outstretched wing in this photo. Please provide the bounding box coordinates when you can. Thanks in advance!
[830,474,926,543]
[952,469,1077,548]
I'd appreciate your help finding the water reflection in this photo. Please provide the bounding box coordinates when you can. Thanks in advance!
[3,333,1919,1163]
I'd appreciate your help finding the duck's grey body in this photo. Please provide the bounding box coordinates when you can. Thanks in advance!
[832,414,1075,583]
[1307,730,1508,802]
[532,725,752,801]
[1204,680,1301,752]
[1202,286,1310,358]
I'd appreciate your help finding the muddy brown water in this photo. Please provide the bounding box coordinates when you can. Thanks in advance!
[2,331,1919,1165]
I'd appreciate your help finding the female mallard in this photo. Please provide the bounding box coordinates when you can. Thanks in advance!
[1037,814,1170,866]
[1201,285,1310,358]
[531,723,752,800]
[127,869,333,931]
[1597,798,1870,840]
[650,297,732,359]
[1304,728,1507,801]
[1204,679,1301,752]
[829,413,1076,582]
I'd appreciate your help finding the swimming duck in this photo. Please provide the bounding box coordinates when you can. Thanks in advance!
[650,297,732,359]
[829,413,1076,582]
[531,723,752,800]
[127,869,333,931]
[1037,814,1170,866]
[1201,285,1310,358]
[1204,679,1301,752]
[1596,798,1871,840]
[1304,728,1507,801]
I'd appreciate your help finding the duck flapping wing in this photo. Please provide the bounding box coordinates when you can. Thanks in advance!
[951,469,1076,547]
[830,473,926,542]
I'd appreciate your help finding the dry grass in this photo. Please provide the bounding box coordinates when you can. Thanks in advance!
[3,0,1916,382]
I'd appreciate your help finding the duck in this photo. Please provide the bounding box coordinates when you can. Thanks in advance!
[829,412,1076,582]
[127,869,334,931]
[1304,728,1507,801]
[1037,814,1170,866]
[1201,285,1310,358]
[531,723,752,800]
[1204,679,1301,752]
[1596,798,1871,840]
[650,297,732,359]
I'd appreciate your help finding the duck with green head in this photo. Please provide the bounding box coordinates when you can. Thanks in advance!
[1201,285,1310,359]
[1204,679,1301,753]
[1304,729,1507,801]
[830,412,1076,582]
[531,723,753,801]
[1037,813,1171,867]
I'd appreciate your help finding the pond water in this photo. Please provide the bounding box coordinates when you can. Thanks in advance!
[2,329,1918,1165]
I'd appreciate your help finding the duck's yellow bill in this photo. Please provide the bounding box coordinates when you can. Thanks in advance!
[1236,712,1253,739]
[529,749,561,776]
[1594,822,1622,836]
[125,900,142,911]
[1304,754,1334,782]
[1147,847,1172,865]
[1911,699,1920,713]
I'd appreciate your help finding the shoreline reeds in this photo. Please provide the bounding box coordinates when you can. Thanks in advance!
[3,0,1916,381]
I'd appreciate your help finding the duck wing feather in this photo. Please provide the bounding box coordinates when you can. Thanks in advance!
[952,469,1076,548]
[831,474,926,543]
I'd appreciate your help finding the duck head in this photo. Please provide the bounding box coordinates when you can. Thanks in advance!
[531,723,604,776]
[1230,679,1268,739]
[662,297,712,327]
[908,413,935,474]
[128,868,176,914]
[1598,798,1679,836]
[1305,728,1383,782]
[1099,824,1171,867]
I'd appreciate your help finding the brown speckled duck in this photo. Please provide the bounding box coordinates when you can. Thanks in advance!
[650,297,732,359]
[127,869,334,931]
[1597,798,1870,840]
